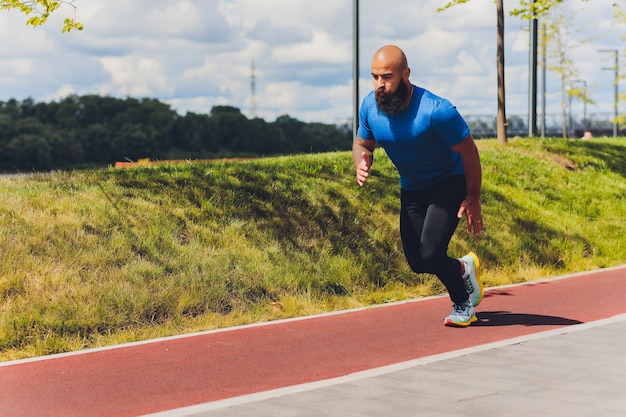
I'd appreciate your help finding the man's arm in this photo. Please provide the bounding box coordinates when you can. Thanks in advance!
[451,134,484,235]
[352,137,376,187]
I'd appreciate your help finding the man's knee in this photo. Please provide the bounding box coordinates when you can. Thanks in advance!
[405,254,426,274]
[419,249,447,274]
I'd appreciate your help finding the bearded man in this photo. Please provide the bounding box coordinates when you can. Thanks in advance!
[353,45,485,327]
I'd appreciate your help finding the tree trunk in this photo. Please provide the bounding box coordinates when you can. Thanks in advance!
[561,72,568,140]
[496,0,508,144]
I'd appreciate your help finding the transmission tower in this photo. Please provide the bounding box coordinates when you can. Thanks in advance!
[250,60,258,118]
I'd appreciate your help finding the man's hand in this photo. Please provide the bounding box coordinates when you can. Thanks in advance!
[356,151,372,187]
[457,197,484,235]
[352,137,375,187]
[451,135,483,235]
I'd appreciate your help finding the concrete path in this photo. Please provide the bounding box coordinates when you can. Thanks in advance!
[146,314,626,417]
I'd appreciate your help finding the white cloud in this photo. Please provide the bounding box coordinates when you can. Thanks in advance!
[3,59,34,76]
[272,31,351,64]
[99,56,171,97]
[0,0,622,123]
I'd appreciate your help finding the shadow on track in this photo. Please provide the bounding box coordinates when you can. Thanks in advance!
[475,311,583,327]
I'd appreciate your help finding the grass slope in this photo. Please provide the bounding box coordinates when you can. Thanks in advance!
[1,138,625,361]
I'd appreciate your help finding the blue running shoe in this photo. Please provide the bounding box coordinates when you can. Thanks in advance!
[461,252,483,307]
[444,301,477,327]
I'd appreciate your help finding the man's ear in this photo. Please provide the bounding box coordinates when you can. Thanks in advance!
[403,67,411,81]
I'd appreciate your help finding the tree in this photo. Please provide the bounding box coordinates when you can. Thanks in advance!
[0,94,352,170]
[79,124,113,163]
[0,0,83,32]
[213,109,253,153]
[111,123,153,162]
[173,112,216,154]
[440,0,577,15]
[439,0,508,144]
[439,0,590,143]
[275,115,305,153]
[496,0,508,144]
[540,4,589,139]
[9,117,56,170]
[509,0,589,19]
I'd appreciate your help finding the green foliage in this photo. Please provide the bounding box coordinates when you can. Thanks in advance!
[1,138,626,360]
[539,3,592,138]
[438,0,590,18]
[1,0,83,32]
[0,95,352,171]
[510,0,567,18]
[437,0,470,12]
[510,0,590,19]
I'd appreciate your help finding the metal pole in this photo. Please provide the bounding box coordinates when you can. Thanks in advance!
[599,49,619,138]
[578,80,587,129]
[583,81,587,123]
[615,53,619,137]
[572,79,586,136]
[568,92,573,138]
[541,22,546,138]
[528,0,538,137]
[352,0,359,138]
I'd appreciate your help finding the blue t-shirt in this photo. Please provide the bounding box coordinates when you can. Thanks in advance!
[357,85,470,191]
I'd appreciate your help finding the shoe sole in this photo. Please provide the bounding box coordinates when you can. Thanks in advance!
[468,251,484,307]
[444,315,477,327]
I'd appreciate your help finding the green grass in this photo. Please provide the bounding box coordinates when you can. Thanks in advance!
[1,137,625,361]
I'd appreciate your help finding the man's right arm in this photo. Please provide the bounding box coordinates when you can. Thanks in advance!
[352,137,376,187]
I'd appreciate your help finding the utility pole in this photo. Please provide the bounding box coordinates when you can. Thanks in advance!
[541,22,547,137]
[352,0,360,138]
[599,49,619,138]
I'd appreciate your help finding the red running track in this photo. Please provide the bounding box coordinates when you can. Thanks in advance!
[1,266,625,417]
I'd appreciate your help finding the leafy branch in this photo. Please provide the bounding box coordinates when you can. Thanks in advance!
[438,0,589,18]
[0,0,83,32]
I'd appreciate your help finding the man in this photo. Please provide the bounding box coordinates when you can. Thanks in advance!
[353,45,484,327]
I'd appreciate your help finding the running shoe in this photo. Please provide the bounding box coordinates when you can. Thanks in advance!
[461,252,483,307]
[444,301,477,327]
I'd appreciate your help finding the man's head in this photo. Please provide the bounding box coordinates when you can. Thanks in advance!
[371,45,411,115]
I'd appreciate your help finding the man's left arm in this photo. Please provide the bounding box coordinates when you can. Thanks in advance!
[451,134,484,235]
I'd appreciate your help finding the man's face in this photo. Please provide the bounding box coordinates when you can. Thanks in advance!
[371,63,409,115]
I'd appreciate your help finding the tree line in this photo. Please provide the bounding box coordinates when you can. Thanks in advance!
[0,95,352,172]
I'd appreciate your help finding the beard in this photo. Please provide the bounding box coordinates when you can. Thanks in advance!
[375,81,410,115]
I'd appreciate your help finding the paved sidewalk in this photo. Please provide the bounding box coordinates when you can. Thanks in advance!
[146,314,626,417]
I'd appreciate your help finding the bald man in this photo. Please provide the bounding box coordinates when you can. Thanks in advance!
[353,45,484,327]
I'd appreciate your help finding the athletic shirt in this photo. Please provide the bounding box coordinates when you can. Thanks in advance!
[357,85,470,191]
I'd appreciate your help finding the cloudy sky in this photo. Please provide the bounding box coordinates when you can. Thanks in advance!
[0,0,623,125]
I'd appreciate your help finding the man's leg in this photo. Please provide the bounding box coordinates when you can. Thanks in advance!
[400,175,468,305]
[420,203,467,305]
[399,189,427,273]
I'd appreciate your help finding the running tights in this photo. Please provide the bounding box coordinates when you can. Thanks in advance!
[399,174,469,305]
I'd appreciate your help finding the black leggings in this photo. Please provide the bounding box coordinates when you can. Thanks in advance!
[400,175,468,305]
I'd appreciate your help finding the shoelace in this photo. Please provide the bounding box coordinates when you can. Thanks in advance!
[453,303,470,314]
[463,274,475,293]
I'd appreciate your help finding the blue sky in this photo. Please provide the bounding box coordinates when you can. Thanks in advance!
[0,0,623,124]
